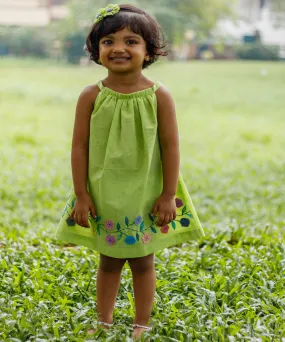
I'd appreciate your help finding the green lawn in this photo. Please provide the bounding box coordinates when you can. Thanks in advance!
[0,58,284,341]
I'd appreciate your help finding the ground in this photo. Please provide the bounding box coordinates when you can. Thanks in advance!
[0,59,284,340]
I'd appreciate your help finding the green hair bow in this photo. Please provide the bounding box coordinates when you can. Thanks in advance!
[94,4,120,24]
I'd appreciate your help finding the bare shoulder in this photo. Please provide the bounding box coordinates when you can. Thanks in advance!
[78,83,100,104]
[155,84,174,104]
[155,84,175,112]
[154,84,178,148]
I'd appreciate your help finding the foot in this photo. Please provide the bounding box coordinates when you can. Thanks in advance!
[131,324,151,341]
[131,327,145,340]
[87,321,113,335]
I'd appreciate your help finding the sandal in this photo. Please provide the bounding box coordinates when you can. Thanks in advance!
[132,324,152,331]
[132,324,152,341]
[98,321,114,328]
[87,321,113,335]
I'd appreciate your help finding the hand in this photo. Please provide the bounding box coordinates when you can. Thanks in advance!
[70,193,97,228]
[152,193,177,227]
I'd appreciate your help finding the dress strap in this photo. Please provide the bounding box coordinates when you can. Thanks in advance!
[97,80,103,90]
[153,81,162,92]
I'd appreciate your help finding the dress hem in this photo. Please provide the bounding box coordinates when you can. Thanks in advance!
[55,229,205,258]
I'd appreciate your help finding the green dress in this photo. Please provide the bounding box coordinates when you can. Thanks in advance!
[55,80,205,258]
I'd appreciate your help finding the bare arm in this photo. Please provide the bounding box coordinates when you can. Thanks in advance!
[70,85,99,227]
[71,85,99,196]
[152,85,180,226]
[156,85,180,197]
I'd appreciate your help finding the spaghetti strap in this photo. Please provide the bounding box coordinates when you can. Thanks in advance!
[97,80,103,90]
[153,81,162,92]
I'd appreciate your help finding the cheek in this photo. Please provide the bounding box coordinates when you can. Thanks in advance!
[133,47,147,57]
[99,46,108,56]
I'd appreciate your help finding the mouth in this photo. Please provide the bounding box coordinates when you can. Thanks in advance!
[109,56,131,61]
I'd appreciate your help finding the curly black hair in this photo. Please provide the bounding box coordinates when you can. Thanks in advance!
[85,4,168,69]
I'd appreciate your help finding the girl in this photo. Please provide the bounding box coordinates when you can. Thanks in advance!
[56,3,205,340]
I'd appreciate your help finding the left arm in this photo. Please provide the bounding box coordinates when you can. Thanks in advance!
[152,85,180,226]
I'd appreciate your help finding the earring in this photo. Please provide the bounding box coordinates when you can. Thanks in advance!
[145,56,150,62]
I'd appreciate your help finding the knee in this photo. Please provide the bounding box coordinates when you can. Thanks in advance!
[128,253,154,274]
[99,254,126,273]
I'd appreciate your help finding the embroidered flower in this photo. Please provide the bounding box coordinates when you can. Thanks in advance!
[135,215,143,226]
[160,225,169,234]
[142,233,151,244]
[66,216,75,226]
[105,220,114,230]
[175,198,183,208]
[180,218,190,227]
[124,236,136,245]
[106,235,116,245]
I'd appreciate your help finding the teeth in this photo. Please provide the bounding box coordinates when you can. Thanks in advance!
[111,57,129,60]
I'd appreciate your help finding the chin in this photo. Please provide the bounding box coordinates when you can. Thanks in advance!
[108,65,134,73]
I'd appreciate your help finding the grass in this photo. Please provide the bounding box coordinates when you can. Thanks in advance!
[0,58,284,341]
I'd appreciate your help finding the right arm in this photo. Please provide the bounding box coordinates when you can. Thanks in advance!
[70,85,100,227]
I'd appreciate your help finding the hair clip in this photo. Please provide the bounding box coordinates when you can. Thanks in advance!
[94,4,120,24]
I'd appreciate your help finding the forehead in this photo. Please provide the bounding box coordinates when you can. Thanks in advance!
[102,27,142,39]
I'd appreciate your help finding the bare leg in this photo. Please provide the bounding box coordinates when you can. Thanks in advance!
[88,254,126,334]
[128,253,156,339]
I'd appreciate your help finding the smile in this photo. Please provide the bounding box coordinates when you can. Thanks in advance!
[109,57,131,61]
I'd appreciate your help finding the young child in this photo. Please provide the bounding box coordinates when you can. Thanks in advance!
[55,3,205,340]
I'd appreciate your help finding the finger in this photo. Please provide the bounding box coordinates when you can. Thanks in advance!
[90,205,97,219]
[77,213,83,227]
[152,204,159,216]
[82,213,90,228]
[161,215,169,227]
[79,214,86,227]
[164,214,170,225]
[73,212,77,224]
[70,209,75,220]
[169,213,174,223]
[157,213,165,227]
[173,211,177,220]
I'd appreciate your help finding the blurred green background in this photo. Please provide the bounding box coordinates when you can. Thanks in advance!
[1,0,285,340]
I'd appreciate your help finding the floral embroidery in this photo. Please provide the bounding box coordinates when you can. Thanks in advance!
[175,198,183,208]
[66,216,75,226]
[125,236,136,245]
[106,235,116,245]
[160,225,169,234]
[63,196,194,246]
[105,220,114,230]
[180,218,190,227]
[135,215,143,226]
[142,233,151,244]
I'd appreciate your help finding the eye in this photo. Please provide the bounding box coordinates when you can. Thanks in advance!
[127,39,138,45]
[102,39,112,45]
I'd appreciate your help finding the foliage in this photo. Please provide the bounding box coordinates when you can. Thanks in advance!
[234,43,280,61]
[0,26,52,57]
[0,59,285,340]
[58,0,233,48]
[270,0,285,13]
[131,0,233,43]
[50,0,135,63]
[63,33,86,64]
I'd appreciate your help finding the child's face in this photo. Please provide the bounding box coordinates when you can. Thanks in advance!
[99,27,149,73]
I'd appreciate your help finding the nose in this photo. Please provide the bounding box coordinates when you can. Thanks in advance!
[112,42,126,53]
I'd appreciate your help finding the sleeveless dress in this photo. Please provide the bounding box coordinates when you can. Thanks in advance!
[55,80,205,258]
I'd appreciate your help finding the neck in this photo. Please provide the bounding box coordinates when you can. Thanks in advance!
[106,70,145,87]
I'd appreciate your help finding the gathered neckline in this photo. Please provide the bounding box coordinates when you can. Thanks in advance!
[97,80,161,99]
